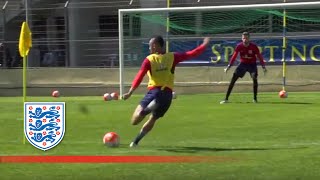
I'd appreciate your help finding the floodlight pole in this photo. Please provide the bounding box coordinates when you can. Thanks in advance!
[64,1,70,67]
[118,10,124,98]
[2,1,8,68]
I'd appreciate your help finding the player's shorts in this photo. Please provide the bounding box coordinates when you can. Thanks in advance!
[234,63,258,78]
[139,87,173,118]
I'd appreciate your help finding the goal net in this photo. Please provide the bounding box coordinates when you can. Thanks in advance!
[118,2,320,96]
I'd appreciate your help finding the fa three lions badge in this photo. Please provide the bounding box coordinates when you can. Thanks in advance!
[24,102,65,151]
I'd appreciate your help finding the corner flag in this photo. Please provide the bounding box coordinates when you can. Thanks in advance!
[19,22,32,58]
[19,21,32,144]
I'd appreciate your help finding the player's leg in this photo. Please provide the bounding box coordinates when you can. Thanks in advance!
[130,105,146,125]
[131,89,160,125]
[130,114,159,147]
[221,64,245,104]
[249,65,258,103]
[224,74,239,100]
[130,89,172,147]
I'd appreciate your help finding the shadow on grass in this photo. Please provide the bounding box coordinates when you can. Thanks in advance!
[157,146,308,153]
[78,104,89,114]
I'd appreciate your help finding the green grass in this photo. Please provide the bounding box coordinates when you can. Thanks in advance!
[1,92,320,180]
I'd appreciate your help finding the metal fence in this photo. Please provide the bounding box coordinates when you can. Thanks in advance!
[0,0,318,68]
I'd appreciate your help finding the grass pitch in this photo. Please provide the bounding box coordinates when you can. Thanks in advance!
[0,92,320,180]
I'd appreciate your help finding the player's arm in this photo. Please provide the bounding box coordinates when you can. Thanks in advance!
[173,37,210,64]
[224,46,239,73]
[123,59,150,100]
[255,46,267,73]
[256,48,266,67]
[257,53,266,68]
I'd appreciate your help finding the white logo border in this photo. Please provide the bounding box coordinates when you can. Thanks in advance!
[24,102,66,151]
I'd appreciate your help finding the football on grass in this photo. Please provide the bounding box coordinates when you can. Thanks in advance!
[110,92,119,100]
[103,93,112,101]
[103,132,120,147]
[52,90,60,97]
[279,90,288,98]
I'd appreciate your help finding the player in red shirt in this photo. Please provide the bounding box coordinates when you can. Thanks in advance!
[220,32,267,104]
[123,36,210,147]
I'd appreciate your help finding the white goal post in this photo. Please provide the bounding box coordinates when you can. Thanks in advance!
[118,1,320,97]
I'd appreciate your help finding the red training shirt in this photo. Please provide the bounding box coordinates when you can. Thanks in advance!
[229,42,265,66]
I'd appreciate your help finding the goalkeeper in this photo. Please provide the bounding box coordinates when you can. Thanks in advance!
[123,35,210,147]
[220,32,267,104]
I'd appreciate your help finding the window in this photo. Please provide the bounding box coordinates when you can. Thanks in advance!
[99,15,118,37]
[99,14,141,37]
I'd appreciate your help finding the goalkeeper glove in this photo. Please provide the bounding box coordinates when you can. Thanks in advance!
[224,65,231,73]
[262,66,267,75]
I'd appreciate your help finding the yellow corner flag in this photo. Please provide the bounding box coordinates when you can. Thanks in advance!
[19,21,32,145]
[19,22,32,58]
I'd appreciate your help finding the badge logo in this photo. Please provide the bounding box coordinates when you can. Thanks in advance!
[24,102,65,151]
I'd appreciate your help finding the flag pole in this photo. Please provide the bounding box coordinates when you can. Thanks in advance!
[166,0,170,53]
[282,0,287,92]
[24,0,29,103]
[22,0,29,144]
[23,0,28,103]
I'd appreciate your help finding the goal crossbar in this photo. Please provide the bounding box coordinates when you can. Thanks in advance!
[119,1,320,13]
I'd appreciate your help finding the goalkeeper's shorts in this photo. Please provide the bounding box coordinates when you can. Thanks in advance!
[235,63,258,78]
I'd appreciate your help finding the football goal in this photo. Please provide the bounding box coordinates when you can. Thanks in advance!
[118,1,320,96]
